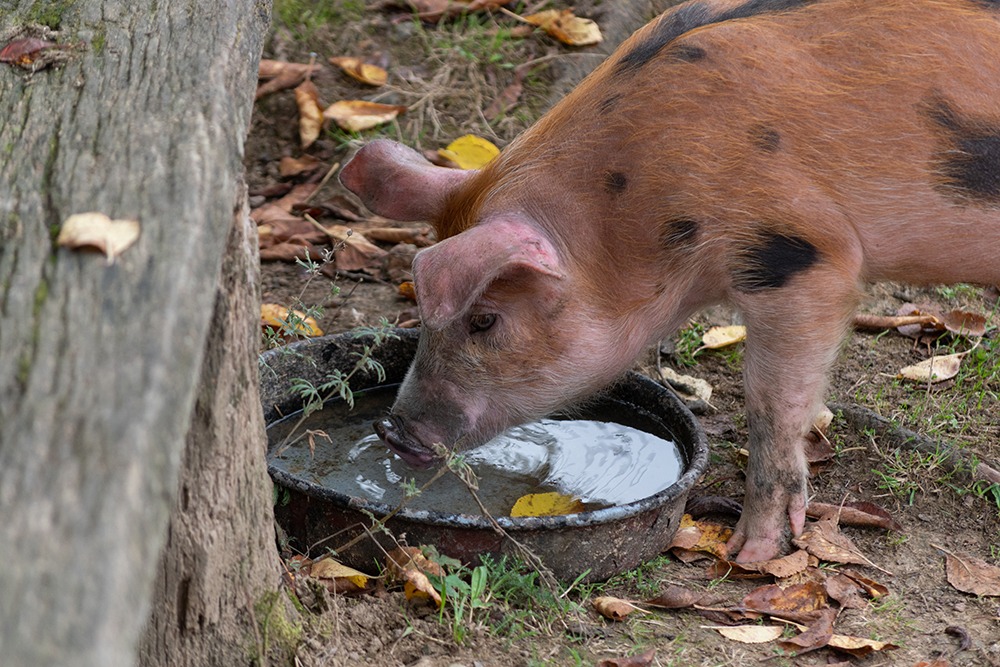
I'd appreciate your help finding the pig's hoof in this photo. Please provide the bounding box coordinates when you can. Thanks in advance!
[373,416,439,469]
[726,494,807,563]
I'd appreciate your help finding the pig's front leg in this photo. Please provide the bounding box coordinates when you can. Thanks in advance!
[726,265,860,562]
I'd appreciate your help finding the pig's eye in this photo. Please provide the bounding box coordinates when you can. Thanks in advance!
[469,313,497,333]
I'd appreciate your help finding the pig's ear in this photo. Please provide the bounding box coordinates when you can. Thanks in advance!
[339,139,475,221]
[413,218,565,330]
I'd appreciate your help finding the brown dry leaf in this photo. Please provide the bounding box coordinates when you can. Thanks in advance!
[438,134,500,170]
[324,100,407,132]
[523,9,603,46]
[398,281,416,301]
[401,0,508,23]
[826,634,899,657]
[329,56,388,86]
[278,155,323,178]
[806,501,902,532]
[941,309,988,336]
[294,80,324,149]
[385,546,444,605]
[596,649,655,667]
[0,36,62,68]
[321,225,388,272]
[793,518,886,572]
[742,582,828,617]
[705,550,811,580]
[56,212,140,264]
[758,549,812,578]
[942,550,1000,596]
[261,304,323,337]
[363,226,433,246]
[256,60,322,99]
[705,624,784,643]
[510,491,584,517]
[644,584,718,609]
[592,596,646,621]
[701,325,746,349]
[824,572,869,610]
[898,352,965,383]
[668,514,732,560]
[309,556,369,595]
[778,606,837,654]
[840,569,889,599]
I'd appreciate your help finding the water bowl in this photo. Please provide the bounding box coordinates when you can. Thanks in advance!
[261,329,709,582]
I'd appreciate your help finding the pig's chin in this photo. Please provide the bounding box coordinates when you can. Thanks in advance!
[372,416,440,469]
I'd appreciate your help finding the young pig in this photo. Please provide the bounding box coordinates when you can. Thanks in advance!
[340,0,1000,562]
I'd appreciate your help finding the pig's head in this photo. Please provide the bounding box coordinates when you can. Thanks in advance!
[340,140,634,467]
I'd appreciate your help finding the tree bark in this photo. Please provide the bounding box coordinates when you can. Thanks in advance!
[0,2,274,666]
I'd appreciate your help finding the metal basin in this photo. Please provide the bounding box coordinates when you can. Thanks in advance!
[260,328,709,582]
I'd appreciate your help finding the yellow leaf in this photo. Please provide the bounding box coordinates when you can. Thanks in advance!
[523,9,603,46]
[704,624,785,643]
[897,352,965,383]
[437,134,500,170]
[702,325,746,349]
[261,303,323,337]
[309,557,369,590]
[56,212,140,264]
[402,568,443,606]
[323,100,407,132]
[510,491,584,517]
[294,80,323,148]
[329,56,388,86]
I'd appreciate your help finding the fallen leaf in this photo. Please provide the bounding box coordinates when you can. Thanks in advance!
[363,226,434,246]
[942,309,988,337]
[898,352,965,383]
[295,80,324,148]
[824,572,870,610]
[701,325,746,349]
[704,624,784,643]
[324,100,407,132]
[485,64,528,120]
[826,633,898,657]
[942,550,1000,596]
[329,56,388,86]
[644,584,719,609]
[278,155,323,178]
[793,518,889,574]
[437,134,500,170]
[385,546,444,606]
[592,596,646,621]
[0,36,61,68]
[256,60,322,99]
[839,569,889,599]
[778,606,837,654]
[668,514,732,560]
[261,304,323,337]
[596,649,655,667]
[522,9,603,46]
[320,225,388,273]
[56,212,140,264]
[742,582,828,617]
[658,366,713,404]
[309,556,369,594]
[510,491,584,517]
[398,281,417,301]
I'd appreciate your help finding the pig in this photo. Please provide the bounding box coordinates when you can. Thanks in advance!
[340,0,1000,562]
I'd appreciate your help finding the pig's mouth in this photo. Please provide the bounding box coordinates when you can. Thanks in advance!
[373,415,439,468]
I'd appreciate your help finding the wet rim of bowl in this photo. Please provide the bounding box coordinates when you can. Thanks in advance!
[263,334,710,533]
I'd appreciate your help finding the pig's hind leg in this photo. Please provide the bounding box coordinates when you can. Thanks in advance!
[725,248,862,562]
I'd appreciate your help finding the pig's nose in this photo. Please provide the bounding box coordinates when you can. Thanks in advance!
[373,415,405,444]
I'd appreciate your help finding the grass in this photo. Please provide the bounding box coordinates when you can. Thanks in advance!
[273,0,365,39]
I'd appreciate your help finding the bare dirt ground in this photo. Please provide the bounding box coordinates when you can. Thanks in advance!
[250,3,1000,665]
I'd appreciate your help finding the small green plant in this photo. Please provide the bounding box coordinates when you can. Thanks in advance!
[272,0,365,38]
[672,322,707,367]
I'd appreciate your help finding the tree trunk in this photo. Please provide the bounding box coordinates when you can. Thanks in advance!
[0,1,275,666]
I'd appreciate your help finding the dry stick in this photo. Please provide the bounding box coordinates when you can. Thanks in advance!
[301,161,340,205]
[828,402,1000,486]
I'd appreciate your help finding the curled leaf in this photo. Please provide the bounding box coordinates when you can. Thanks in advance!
[592,596,645,621]
[897,352,965,383]
[329,56,388,86]
[523,9,603,46]
[701,325,746,349]
[294,80,324,148]
[324,100,407,132]
[261,304,323,337]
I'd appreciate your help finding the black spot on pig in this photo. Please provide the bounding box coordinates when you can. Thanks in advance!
[598,93,624,115]
[969,0,1000,7]
[926,97,1000,205]
[668,42,707,62]
[616,0,817,74]
[616,3,714,73]
[750,125,781,152]
[732,230,819,291]
[660,217,700,249]
[604,171,629,194]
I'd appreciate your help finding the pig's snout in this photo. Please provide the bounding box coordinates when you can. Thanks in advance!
[373,415,439,469]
